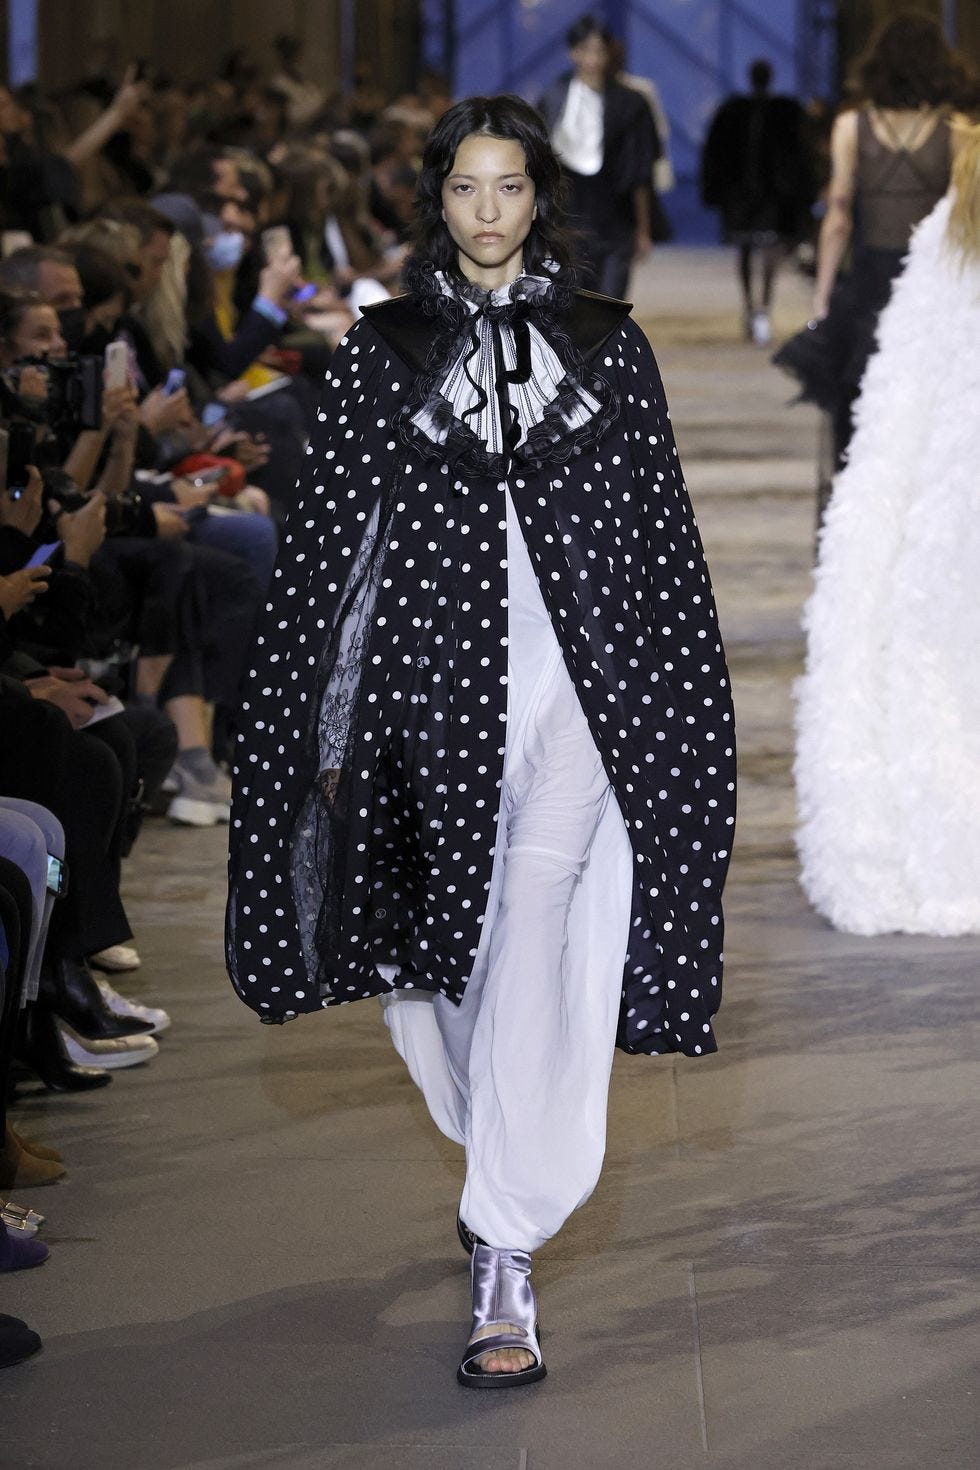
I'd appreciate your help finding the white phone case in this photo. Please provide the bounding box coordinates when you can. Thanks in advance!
[104,340,129,390]
[262,226,292,263]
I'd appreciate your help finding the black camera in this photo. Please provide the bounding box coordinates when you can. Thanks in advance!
[0,355,103,435]
[42,470,149,538]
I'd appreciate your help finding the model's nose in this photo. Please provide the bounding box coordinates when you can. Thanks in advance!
[476,192,500,223]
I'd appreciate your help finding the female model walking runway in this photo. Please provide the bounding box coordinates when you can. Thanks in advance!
[227,95,735,1387]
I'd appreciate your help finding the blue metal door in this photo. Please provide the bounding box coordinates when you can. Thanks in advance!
[420,0,837,242]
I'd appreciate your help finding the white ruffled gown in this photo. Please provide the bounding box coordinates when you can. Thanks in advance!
[795,195,980,936]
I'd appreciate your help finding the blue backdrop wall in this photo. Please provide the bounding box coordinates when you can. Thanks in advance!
[421,0,837,242]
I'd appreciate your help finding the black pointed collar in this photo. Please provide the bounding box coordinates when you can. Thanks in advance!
[362,288,632,374]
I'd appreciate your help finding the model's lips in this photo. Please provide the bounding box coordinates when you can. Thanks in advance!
[474,232,503,242]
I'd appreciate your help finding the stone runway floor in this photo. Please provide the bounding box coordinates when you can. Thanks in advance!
[2,248,978,1469]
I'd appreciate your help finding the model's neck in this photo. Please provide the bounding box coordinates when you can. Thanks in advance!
[456,255,524,293]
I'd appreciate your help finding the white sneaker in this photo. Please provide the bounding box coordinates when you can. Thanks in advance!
[167,763,232,828]
[751,310,772,346]
[89,944,141,973]
[95,977,171,1035]
[61,1027,159,1069]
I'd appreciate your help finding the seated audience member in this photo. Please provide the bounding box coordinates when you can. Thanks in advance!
[150,192,312,513]
[61,212,279,585]
[0,259,253,822]
[318,132,404,312]
[368,110,425,243]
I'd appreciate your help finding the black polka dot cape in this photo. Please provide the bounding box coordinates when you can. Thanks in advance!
[226,278,735,1057]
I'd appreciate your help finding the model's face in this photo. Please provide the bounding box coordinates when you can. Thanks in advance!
[570,34,609,88]
[441,133,537,291]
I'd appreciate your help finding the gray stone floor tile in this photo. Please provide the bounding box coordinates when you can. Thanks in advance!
[162,1453,525,1470]
[694,1264,980,1465]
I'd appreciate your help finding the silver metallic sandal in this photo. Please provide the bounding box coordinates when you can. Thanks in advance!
[457,1243,547,1389]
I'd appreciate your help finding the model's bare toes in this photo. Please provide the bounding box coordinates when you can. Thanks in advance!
[471,1323,535,1374]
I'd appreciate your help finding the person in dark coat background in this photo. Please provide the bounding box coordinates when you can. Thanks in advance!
[701,58,816,344]
[536,13,658,298]
[227,95,734,1391]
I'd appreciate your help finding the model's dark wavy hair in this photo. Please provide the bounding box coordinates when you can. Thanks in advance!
[403,93,576,298]
[854,10,976,110]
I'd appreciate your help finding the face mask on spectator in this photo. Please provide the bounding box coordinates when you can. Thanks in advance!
[57,306,87,353]
[206,230,246,272]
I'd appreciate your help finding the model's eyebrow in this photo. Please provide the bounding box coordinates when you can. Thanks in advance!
[446,172,528,182]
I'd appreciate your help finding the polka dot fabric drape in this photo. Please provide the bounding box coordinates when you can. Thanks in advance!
[226,301,735,1058]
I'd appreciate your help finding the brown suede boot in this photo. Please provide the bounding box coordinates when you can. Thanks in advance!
[0,1125,66,1189]
[6,1124,63,1164]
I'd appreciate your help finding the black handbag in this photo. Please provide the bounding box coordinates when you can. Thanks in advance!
[772,276,854,412]
[772,313,846,412]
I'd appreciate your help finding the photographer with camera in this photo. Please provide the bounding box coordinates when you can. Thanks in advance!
[0,248,263,821]
[0,286,140,508]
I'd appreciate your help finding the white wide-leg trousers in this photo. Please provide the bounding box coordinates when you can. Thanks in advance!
[382,492,633,1252]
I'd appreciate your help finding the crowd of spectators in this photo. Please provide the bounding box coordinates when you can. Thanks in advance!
[0,35,447,1367]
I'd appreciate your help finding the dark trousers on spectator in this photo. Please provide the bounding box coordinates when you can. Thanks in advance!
[0,699,131,959]
[160,541,261,710]
[90,707,177,855]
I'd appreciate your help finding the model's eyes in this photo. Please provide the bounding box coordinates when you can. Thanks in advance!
[448,182,526,195]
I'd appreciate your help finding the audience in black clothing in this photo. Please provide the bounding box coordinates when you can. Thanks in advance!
[0,40,446,1370]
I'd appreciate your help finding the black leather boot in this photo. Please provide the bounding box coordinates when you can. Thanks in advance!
[41,957,154,1041]
[14,1003,112,1092]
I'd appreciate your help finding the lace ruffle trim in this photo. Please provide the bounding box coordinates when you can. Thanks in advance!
[393,268,620,479]
[400,367,619,480]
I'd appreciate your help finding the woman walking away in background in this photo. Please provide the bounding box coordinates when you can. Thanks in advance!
[775,11,974,475]
[795,122,980,937]
[227,94,734,1388]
